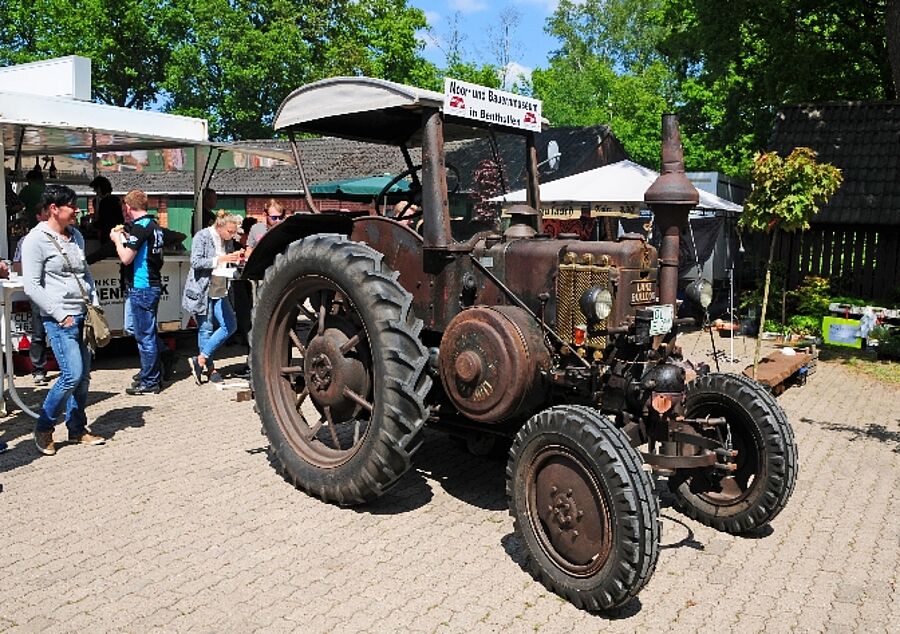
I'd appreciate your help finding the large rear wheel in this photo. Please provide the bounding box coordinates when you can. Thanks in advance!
[668,373,798,533]
[507,406,660,611]
[251,234,431,505]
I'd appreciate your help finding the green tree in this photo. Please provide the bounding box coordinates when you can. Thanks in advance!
[739,148,842,375]
[163,0,436,139]
[0,0,182,108]
[0,0,437,140]
[663,0,894,174]
[532,0,685,168]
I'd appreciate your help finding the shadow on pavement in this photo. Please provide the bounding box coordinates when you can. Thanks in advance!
[413,430,508,511]
[0,400,149,474]
[659,513,705,551]
[500,532,644,619]
[800,416,900,453]
[351,430,508,515]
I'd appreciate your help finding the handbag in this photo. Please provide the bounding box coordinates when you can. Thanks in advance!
[208,273,229,299]
[46,233,111,352]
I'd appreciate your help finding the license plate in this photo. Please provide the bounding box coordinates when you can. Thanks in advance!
[649,305,674,336]
[11,311,32,335]
[631,279,657,304]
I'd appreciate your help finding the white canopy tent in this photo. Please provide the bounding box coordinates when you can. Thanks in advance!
[0,87,212,258]
[490,159,742,214]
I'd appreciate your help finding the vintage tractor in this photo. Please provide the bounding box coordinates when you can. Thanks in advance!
[244,77,797,612]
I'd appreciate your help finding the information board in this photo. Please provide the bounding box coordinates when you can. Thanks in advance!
[443,78,542,132]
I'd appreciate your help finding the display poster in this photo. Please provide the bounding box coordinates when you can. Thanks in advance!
[822,316,862,348]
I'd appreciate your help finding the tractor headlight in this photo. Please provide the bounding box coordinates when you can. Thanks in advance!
[580,287,613,322]
[685,278,713,309]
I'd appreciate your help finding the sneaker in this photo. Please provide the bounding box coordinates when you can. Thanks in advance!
[32,371,48,385]
[208,371,223,384]
[188,357,204,385]
[132,371,141,382]
[234,365,251,380]
[34,430,56,455]
[0,440,8,454]
[68,432,106,445]
[125,383,161,395]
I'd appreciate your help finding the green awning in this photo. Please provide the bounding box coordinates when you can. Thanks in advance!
[309,175,411,196]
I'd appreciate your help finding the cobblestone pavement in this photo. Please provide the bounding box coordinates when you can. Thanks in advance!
[1,332,898,633]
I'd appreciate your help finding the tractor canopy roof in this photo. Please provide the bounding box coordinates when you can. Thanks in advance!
[274,76,546,147]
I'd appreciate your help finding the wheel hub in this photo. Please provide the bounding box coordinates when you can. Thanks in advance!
[304,324,369,422]
[548,488,582,532]
[530,447,613,575]
[309,353,334,391]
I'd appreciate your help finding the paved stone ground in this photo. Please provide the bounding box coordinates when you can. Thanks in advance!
[0,332,898,633]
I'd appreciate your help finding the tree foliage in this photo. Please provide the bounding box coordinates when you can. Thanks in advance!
[471,157,507,224]
[740,148,843,234]
[534,0,900,176]
[532,0,687,168]
[163,0,436,139]
[663,0,894,174]
[0,0,438,140]
[0,0,181,108]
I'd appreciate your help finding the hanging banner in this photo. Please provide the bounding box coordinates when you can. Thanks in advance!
[500,201,640,219]
[443,78,542,132]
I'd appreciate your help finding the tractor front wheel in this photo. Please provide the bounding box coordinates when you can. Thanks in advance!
[669,373,798,534]
[507,406,660,611]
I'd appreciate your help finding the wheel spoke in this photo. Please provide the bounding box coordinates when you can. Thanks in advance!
[323,405,341,449]
[318,297,326,334]
[281,365,304,375]
[330,292,345,315]
[339,331,361,355]
[342,386,373,413]
[294,387,309,411]
[288,329,306,356]
[353,419,361,445]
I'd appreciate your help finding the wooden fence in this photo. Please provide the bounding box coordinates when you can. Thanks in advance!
[741,224,900,301]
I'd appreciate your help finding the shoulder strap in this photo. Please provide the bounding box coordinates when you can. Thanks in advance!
[45,232,92,305]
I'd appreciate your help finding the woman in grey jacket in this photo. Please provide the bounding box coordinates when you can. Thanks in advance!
[182,211,244,383]
[21,185,106,456]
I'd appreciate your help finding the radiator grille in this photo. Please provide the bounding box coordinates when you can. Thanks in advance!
[556,253,610,350]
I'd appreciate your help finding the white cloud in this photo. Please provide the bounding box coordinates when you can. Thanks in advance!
[449,0,488,14]
[502,62,533,90]
[513,0,560,12]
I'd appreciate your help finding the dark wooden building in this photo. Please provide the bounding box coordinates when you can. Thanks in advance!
[760,102,900,300]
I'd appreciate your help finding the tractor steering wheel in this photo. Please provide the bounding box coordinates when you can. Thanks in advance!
[377,163,460,223]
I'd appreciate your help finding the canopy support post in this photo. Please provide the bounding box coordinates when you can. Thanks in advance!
[288,131,319,214]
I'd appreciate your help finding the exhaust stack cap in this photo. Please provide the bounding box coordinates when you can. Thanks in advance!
[644,114,699,207]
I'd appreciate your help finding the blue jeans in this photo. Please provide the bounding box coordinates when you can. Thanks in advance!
[196,297,237,369]
[129,286,162,387]
[123,288,134,335]
[37,315,91,435]
[29,306,47,373]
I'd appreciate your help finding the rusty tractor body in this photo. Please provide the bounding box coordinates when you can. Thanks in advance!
[245,77,797,612]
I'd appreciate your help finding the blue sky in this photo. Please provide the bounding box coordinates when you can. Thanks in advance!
[407,1,561,83]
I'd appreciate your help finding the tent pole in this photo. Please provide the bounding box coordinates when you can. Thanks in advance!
[0,130,7,259]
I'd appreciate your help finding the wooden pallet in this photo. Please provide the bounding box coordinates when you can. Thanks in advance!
[743,348,817,394]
